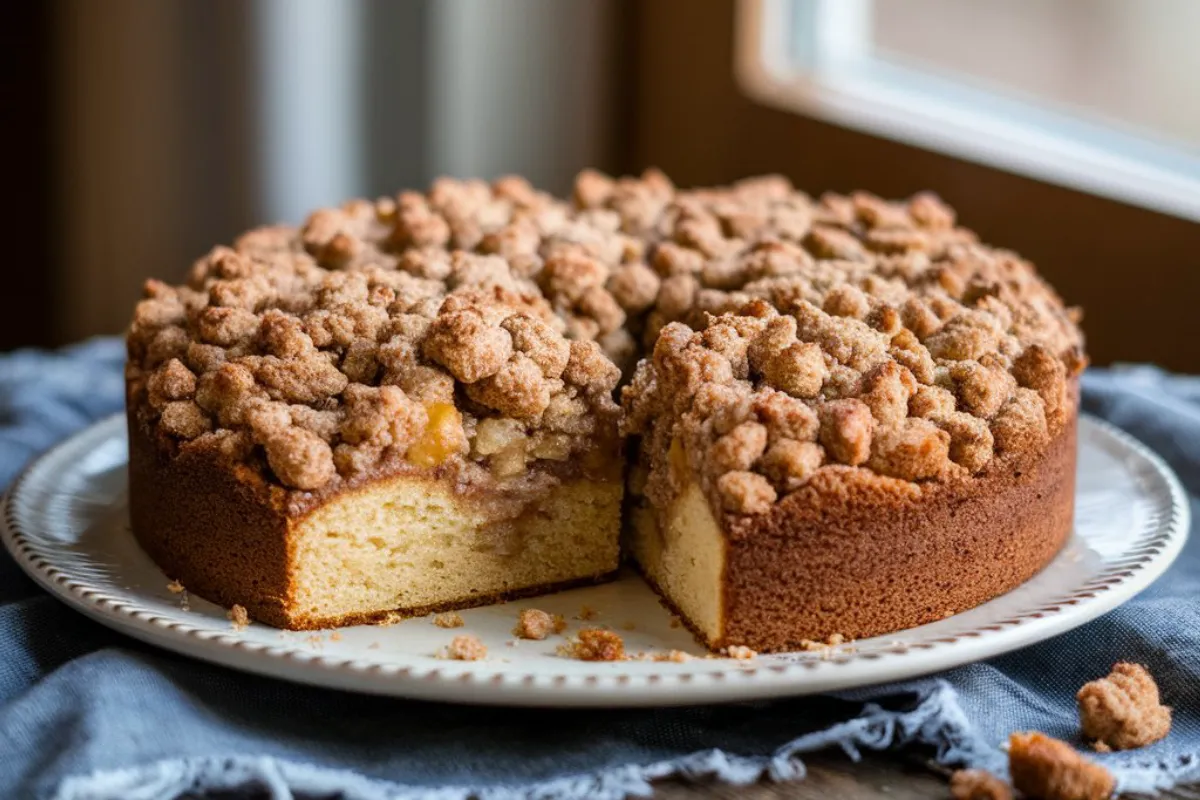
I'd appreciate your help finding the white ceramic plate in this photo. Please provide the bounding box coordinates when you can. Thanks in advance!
[2,414,1188,707]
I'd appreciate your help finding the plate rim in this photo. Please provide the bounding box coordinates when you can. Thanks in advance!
[1,412,1190,707]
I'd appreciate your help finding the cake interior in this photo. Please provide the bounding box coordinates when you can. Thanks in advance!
[289,474,622,627]
[628,482,726,646]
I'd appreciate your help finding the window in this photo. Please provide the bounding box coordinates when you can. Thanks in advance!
[736,0,1200,221]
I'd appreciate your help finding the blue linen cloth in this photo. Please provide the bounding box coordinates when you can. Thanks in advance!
[0,339,1196,800]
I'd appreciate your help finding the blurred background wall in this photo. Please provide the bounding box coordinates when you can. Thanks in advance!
[5,0,1199,370]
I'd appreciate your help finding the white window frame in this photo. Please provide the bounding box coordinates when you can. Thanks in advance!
[735,0,1200,222]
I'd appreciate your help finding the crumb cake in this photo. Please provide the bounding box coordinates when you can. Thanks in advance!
[125,169,1085,645]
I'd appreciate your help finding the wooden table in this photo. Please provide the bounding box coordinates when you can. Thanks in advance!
[653,751,1200,799]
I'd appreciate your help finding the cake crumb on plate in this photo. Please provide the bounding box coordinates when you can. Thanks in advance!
[166,580,185,594]
[557,629,625,661]
[227,604,250,630]
[722,645,756,660]
[513,608,565,640]
[433,612,465,629]
[441,635,487,661]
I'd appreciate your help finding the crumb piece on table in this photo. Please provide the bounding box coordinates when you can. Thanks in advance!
[1077,662,1171,751]
[227,604,250,630]
[167,580,185,594]
[576,605,599,621]
[558,628,625,661]
[433,612,465,629]
[1008,732,1114,800]
[950,769,1012,800]
[722,645,756,660]
[513,608,564,640]
[442,635,487,661]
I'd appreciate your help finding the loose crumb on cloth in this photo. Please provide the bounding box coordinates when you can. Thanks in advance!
[1077,662,1171,751]
[950,769,1012,800]
[1008,732,1114,800]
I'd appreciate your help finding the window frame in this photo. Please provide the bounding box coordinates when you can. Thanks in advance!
[734,0,1200,222]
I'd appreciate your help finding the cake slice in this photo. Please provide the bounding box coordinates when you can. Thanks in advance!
[125,184,627,629]
[618,184,1085,653]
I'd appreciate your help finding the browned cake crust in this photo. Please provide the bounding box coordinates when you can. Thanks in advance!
[718,408,1075,652]
[128,409,616,629]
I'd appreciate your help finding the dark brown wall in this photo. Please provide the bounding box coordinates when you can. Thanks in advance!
[632,0,1200,372]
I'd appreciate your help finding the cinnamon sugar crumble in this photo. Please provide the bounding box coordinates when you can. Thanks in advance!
[442,635,487,661]
[1077,662,1171,751]
[950,769,1012,800]
[513,608,566,640]
[227,604,250,630]
[127,168,1085,523]
[1008,732,1114,800]
[558,628,626,661]
[432,612,465,629]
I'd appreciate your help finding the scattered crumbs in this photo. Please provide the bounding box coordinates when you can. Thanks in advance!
[950,769,1012,800]
[557,628,625,661]
[1008,732,1113,800]
[433,612,465,629]
[1078,662,1171,750]
[637,650,693,663]
[620,621,637,631]
[576,605,599,621]
[722,645,757,660]
[367,642,380,650]
[513,608,563,640]
[166,580,185,594]
[440,635,487,661]
[668,616,681,629]
[227,604,250,631]
[329,631,343,642]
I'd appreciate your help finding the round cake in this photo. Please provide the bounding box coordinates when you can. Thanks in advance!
[124,169,1085,649]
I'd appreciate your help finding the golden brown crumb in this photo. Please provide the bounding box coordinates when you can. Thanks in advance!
[513,608,564,640]
[950,769,1012,800]
[1077,662,1171,751]
[723,645,756,660]
[227,604,250,630]
[433,612,465,629]
[1008,732,1114,800]
[166,580,185,594]
[558,628,625,661]
[577,605,599,621]
[442,635,487,661]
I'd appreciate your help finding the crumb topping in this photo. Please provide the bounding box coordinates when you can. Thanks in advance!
[128,169,1084,511]
[1008,732,1114,800]
[1077,662,1171,751]
[513,608,566,640]
[950,769,1012,800]
[558,628,625,661]
[442,634,487,661]
[432,612,465,629]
